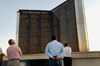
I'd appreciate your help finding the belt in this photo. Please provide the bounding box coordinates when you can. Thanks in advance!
[54,56,57,57]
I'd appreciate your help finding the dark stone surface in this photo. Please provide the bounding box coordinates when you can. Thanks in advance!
[2,59,49,66]
[52,0,79,52]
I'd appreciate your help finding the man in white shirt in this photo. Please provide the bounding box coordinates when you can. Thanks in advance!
[64,43,72,66]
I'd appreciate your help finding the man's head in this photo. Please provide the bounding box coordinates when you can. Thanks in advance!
[52,35,57,40]
[8,39,16,45]
[64,43,69,47]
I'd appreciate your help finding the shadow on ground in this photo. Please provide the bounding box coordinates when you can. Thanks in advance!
[2,59,49,66]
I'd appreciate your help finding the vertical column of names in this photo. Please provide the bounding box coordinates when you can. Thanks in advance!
[41,12,51,52]
[19,13,29,54]
[30,13,41,53]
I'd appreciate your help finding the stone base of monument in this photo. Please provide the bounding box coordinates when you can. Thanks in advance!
[2,52,100,66]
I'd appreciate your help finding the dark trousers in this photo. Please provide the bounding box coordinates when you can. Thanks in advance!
[49,57,62,66]
[64,57,72,66]
[0,62,2,66]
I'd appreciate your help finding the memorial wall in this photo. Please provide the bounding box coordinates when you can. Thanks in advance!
[52,0,79,51]
[16,0,89,54]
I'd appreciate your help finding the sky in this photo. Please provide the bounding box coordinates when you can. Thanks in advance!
[84,0,100,51]
[0,0,100,54]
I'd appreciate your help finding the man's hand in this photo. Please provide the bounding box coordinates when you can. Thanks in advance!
[51,56,56,60]
[56,56,59,60]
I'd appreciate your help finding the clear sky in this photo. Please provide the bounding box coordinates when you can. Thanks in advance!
[84,0,100,51]
[0,0,100,54]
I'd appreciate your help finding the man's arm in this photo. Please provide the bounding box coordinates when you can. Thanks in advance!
[18,47,22,56]
[58,44,64,58]
[45,44,52,58]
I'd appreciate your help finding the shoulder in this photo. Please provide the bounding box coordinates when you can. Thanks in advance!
[65,46,70,48]
[64,47,69,49]
[12,45,20,49]
[16,46,21,49]
[7,46,11,51]
[46,41,52,46]
[67,47,72,50]
[57,41,63,45]
[47,40,54,44]
[56,41,64,47]
[7,46,11,49]
[68,47,71,49]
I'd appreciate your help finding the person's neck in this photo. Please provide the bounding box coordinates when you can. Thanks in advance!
[52,40,56,41]
[11,44,15,46]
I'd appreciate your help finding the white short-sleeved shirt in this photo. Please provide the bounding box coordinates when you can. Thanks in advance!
[64,46,72,57]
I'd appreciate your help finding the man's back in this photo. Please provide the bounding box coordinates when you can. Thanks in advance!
[45,36,64,66]
[64,47,72,57]
[7,45,22,60]
[45,40,64,58]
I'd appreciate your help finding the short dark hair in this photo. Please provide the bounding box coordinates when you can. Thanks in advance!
[8,39,14,45]
[64,43,69,47]
[52,35,56,40]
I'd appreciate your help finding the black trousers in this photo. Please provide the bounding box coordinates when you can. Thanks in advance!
[64,57,72,66]
[0,62,2,66]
